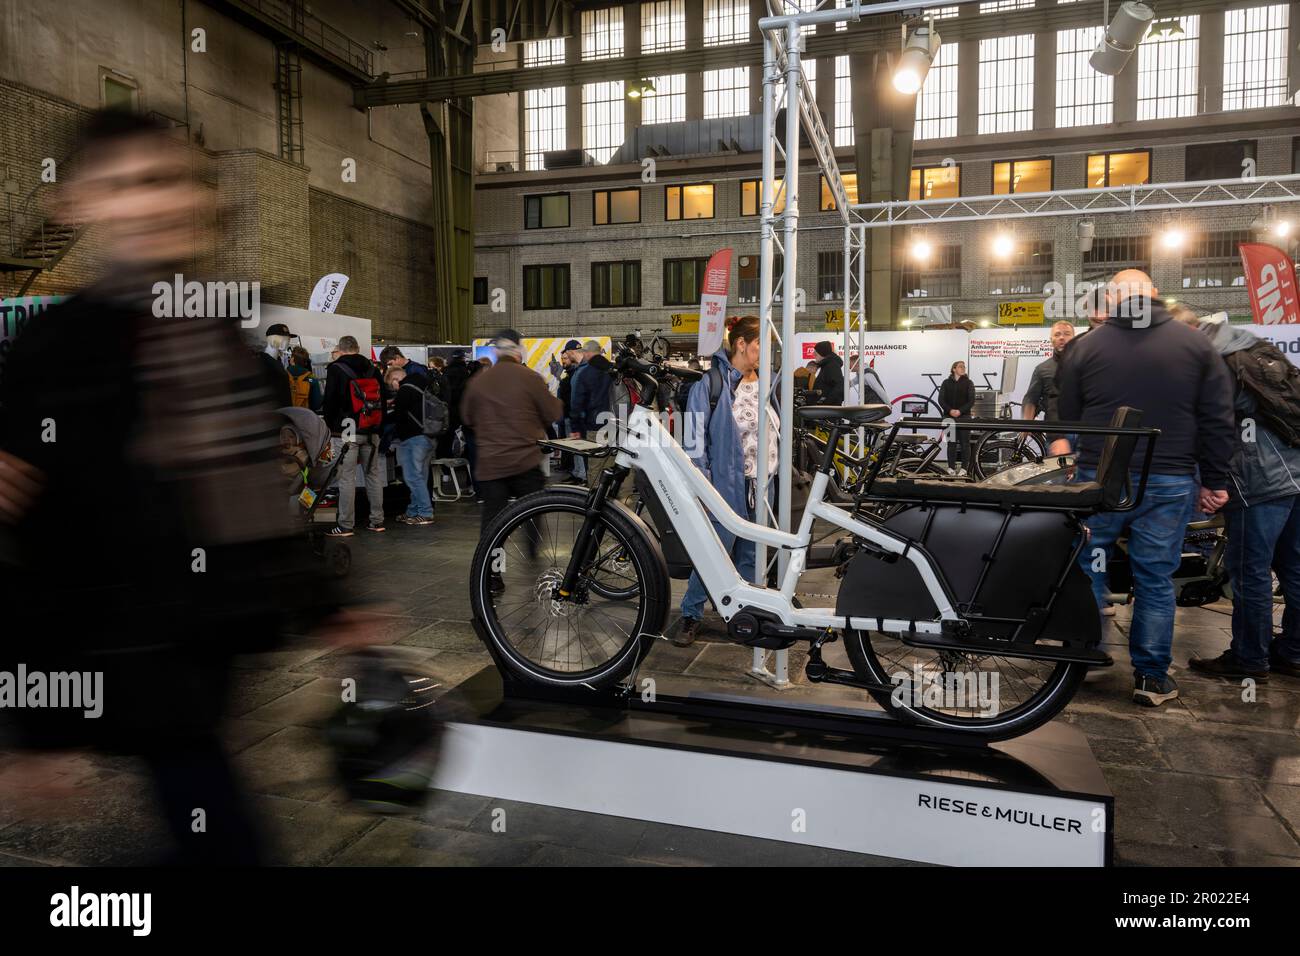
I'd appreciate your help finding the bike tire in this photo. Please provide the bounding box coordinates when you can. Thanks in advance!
[972,433,1047,480]
[469,488,669,688]
[842,630,1087,740]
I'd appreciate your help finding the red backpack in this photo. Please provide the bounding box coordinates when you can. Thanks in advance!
[338,363,383,433]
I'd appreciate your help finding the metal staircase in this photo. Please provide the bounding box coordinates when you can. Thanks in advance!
[1,171,85,296]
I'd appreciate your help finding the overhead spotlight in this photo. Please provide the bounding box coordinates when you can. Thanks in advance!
[1275,219,1294,239]
[978,319,991,328]
[1160,223,1187,251]
[910,237,933,262]
[625,78,656,100]
[893,26,941,95]
[1089,2,1155,77]
[1078,219,1096,253]
[992,233,1016,259]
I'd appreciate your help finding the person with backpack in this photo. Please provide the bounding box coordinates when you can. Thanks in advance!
[286,346,322,411]
[1187,315,1300,682]
[1057,270,1236,708]
[440,350,473,460]
[385,365,443,526]
[671,315,776,647]
[323,335,386,536]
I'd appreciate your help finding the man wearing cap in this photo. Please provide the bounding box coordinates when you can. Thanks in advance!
[257,322,292,407]
[569,339,613,443]
[555,339,584,475]
[461,330,563,561]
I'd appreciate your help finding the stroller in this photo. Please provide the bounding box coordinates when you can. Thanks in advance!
[277,406,351,577]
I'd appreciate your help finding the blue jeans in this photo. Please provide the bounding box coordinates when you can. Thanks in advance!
[1077,469,1198,681]
[1224,495,1300,670]
[396,435,436,518]
[682,529,756,621]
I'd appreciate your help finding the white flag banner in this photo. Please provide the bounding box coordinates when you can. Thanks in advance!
[308,273,349,314]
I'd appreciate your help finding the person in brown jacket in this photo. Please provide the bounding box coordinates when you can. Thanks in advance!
[460,328,564,540]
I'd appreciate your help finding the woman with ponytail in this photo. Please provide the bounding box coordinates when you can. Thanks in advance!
[671,315,778,647]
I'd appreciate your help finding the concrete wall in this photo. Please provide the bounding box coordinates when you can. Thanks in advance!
[0,0,439,338]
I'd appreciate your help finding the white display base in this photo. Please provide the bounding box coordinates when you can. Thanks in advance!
[430,671,1112,867]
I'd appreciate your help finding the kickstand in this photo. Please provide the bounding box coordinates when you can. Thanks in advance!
[747,646,792,690]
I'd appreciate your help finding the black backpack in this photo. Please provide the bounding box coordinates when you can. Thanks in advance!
[401,380,449,437]
[1226,338,1300,448]
[676,365,726,415]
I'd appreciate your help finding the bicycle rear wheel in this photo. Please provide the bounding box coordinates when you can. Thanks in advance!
[844,630,1085,740]
[470,488,669,688]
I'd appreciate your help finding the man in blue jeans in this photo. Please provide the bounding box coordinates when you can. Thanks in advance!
[1056,271,1235,707]
[387,366,437,526]
[1188,317,1300,681]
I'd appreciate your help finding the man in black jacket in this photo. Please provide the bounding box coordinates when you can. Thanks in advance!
[387,365,437,526]
[1057,270,1236,707]
[809,341,845,405]
[323,336,386,536]
[439,350,472,459]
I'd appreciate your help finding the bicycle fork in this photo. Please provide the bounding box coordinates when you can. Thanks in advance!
[556,463,628,600]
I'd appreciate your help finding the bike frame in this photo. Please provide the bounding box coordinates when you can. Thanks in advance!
[616,405,958,637]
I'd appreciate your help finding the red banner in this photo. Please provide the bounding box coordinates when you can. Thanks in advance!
[1240,242,1300,325]
[697,248,733,356]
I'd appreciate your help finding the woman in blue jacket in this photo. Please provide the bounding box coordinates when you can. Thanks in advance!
[673,315,777,647]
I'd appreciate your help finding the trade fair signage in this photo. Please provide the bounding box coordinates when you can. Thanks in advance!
[0,295,65,395]
[997,301,1046,325]
[670,312,700,335]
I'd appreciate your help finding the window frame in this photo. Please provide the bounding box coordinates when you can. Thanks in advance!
[663,256,712,306]
[524,192,571,229]
[472,277,489,305]
[593,187,642,225]
[591,260,643,307]
[908,164,962,202]
[665,183,716,221]
[992,157,1054,195]
[819,173,860,211]
[522,263,572,310]
[1085,149,1153,189]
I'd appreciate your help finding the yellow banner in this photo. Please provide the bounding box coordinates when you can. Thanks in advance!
[472,336,611,389]
[670,312,700,334]
[997,301,1046,325]
[824,309,861,330]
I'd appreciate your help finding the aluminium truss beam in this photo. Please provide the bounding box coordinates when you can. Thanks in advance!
[849,174,1300,228]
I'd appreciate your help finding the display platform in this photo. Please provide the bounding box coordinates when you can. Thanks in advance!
[431,666,1113,866]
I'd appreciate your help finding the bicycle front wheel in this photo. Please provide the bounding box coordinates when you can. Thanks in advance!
[469,489,669,688]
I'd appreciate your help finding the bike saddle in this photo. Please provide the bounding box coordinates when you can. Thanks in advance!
[798,404,890,425]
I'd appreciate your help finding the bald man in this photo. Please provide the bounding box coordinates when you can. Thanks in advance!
[1056,269,1235,708]
[1023,320,1076,422]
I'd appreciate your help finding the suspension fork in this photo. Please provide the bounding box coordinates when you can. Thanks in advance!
[557,462,629,599]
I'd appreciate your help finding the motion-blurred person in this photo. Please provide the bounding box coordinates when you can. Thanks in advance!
[460,330,563,587]
[672,316,773,647]
[0,110,353,864]
[440,350,472,460]
[323,335,386,536]
[1057,270,1235,707]
[845,354,888,406]
[939,360,975,475]
[1188,316,1300,681]
[387,364,437,527]
[287,345,322,411]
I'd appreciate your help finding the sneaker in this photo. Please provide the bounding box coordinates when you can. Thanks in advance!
[396,514,417,525]
[367,522,386,533]
[670,616,702,648]
[1268,650,1300,679]
[327,526,354,538]
[1133,673,1179,707]
[1188,650,1268,682]
[411,515,435,526]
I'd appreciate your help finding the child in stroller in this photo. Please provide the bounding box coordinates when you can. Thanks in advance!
[278,407,351,577]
